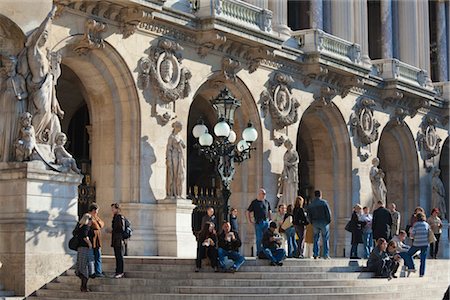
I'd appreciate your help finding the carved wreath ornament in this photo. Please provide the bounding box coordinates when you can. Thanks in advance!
[138,38,192,103]
[261,73,299,129]
[350,99,380,145]
[418,116,442,160]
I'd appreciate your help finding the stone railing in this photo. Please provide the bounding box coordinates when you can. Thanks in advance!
[292,29,362,64]
[195,0,272,33]
[372,58,433,89]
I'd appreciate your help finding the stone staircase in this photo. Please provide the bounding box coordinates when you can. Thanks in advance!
[27,256,450,300]
[0,283,17,300]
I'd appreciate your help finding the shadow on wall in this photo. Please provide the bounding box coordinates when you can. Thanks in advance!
[141,136,157,202]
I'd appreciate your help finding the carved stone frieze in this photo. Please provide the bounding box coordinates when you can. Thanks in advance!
[138,38,192,104]
[222,57,241,81]
[261,73,300,129]
[418,116,442,163]
[382,89,430,117]
[197,33,227,58]
[73,19,107,55]
[350,99,380,147]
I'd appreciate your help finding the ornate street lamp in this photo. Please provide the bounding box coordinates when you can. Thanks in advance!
[192,88,258,221]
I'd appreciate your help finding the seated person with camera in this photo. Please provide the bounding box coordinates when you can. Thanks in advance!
[218,221,245,272]
[261,221,286,266]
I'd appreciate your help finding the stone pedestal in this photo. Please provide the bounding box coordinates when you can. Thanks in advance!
[0,161,82,296]
[155,198,197,258]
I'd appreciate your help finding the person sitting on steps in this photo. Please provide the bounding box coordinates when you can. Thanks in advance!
[261,221,286,266]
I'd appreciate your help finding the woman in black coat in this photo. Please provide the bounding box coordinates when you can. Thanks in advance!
[350,204,365,259]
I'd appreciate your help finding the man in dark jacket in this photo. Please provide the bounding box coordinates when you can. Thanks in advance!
[218,222,245,272]
[261,222,286,266]
[372,200,392,242]
[306,190,332,259]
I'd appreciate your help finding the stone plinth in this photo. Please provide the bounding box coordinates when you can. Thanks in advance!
[155,198,197,258]
[0,161,82,296]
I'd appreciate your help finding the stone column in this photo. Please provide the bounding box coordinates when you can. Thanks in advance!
[380,0,393,58]
[0,161,82,296]
[268,0,290,36]
[322,0,332,33]
[397,0,420,67]
[417,0,430,74]
[330,0,353,42]
[310,0,323,30]
[353,0,370,65]
[246,0,268,9]
[436,0,449,82]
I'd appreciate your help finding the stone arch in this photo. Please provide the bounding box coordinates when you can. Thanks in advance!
[187,74,263,256]
[0,14,26,57]
[55,43,141,207]
[296,102,352,257]
[439,136,449,218]
[377,122,419,226]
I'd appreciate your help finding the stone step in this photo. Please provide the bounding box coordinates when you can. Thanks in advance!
[0,290,16,297]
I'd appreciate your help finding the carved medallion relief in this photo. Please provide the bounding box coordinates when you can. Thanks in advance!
[350,99,380,160]
[418,116,442,170]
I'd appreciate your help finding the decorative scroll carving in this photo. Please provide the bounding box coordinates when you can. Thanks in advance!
[138,38,192,104]
[244,48,274,74]
[120,7,154,38]
[222,57,241,81]
[74,19,107,55]
[313,86,337,106]
[350,99,380,145]
[261,73,300,129]
[418,116,442,165]
[197,33,227,58]
[391,108,408,126]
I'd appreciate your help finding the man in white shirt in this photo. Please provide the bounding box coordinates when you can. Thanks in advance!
[360,207,373,259]
[391,230,414,271]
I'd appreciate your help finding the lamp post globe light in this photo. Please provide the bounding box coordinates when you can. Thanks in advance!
[192,88,258,221]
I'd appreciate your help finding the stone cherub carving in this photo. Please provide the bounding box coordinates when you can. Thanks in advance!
[370,157,387,208]
[431,167,447,220]
[53,132,81,174]
[278,139,299,205]
[15,112,36,162]
[166,121,186,198]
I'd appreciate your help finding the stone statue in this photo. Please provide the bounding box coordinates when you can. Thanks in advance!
[279,139,299,205]
[431,167,447,219]
[15,112,36,162]
[0,55,28,162]
[54,132,81,174]
[23,6,64,145]
[166,121,186,198]
[370,157,387,208]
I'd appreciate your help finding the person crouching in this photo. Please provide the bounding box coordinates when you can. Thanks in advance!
[262,221,286,266]
[218,221,245,272]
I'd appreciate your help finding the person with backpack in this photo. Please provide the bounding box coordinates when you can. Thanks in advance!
[111,203,126,279]
[75,213,94,292]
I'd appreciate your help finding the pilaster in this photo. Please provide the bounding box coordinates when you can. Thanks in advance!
[380,0,393,58]
[310,0,323,30]
[436,0,449,82]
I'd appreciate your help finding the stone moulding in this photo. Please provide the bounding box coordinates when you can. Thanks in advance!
[261,72,300,130]
[350,99,380,146]
[138,38,192,104]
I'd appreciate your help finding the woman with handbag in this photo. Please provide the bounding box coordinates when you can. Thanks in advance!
[75,213,94,292]
[407,212,430,277]
[349,204,365,259]
[283,205,297,258]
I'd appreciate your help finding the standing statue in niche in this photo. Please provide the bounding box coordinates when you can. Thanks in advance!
[431,167,447,220]
[166,121,186,198]
[370,157,387,208]
[15,112,36,162]
[0,55,28,162]
[278,139,299,205]
[22,6,64,145]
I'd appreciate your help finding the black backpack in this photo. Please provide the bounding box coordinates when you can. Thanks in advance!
[68,225,80,251]
[122,217,133,240]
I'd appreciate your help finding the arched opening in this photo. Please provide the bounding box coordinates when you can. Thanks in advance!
[439,137,449,218]
[297,103,352,257]
[377,123,419,226]
[187,76,263,256]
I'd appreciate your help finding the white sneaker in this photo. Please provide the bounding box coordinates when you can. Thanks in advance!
[114,273,124,279]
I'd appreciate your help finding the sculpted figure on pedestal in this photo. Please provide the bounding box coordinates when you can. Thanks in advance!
[22,6,64,145]
[54,132,81,174]
[166,121,186,198]
[0,55,28,162]
[370,157,387,208]
[431,167,447,220]
[15,112,36,162]
[278,139,299,205]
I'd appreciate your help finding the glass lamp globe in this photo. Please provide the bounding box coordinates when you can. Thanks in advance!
[192,123,208,138]
[199,132,213,146]
[214,120,230,137]
[237,140,250,152]
[242,123,258,142]
[228,130,237,143]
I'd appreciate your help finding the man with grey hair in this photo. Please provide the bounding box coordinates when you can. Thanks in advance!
[389,203,401,237]
[247,188,272,256]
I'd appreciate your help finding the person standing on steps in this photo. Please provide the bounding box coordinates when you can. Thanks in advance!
[349,204,365,259]
[88,203,105,278]
[427,208,443,259]
[389,203,401,237]
[293,196,308,258]
[111,203,125,279]
[75,213,94,292]
[306,190,332,259]
[372,200,392,243]
[360,206,373,259]
[246,188,272,256]
[407,212,430,277]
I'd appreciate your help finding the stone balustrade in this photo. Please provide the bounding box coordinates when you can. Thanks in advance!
[372,58,433,89]
[292,29,362,65]
[196,0,272,33]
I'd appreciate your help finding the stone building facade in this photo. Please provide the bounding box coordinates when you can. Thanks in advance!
[0,0,448,296]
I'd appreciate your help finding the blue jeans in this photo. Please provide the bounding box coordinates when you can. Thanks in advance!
[285,227,298,257]
[362,231,373,258]
[399,251,414,270]
[262,247,286,263]
[93,247,103,275]
[408,245,428,276]
[313,223,330,258]
[350,243,359,257]
[254,220,269,255]
[218,248,245,271]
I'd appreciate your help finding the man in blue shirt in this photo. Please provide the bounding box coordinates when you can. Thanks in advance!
[246,188,272,256]
[306,190,332,259]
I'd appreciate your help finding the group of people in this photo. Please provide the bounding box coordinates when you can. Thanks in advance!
[73,203,128,292]
[347,200,444,278]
